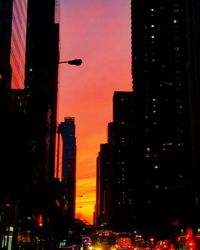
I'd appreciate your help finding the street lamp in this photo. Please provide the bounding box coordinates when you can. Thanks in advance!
[58,59,82,66]
[56,58,82,179]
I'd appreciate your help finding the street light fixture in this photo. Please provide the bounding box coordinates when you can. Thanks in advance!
[56,58,83,179]
[59,58,82,66]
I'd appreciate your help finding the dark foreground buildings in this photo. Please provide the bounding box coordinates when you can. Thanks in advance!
[0,0,64,248]
[131,0,200,235]
[96,0,200,237]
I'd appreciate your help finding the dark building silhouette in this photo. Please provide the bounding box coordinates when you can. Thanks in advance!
[59,117,77,221]
[0,0,66,247]
[96,92,135,231]
[0,0,27,196]
[96,142,112,228]
[24,0,59,189]
[131,0,200,235]
[110,91,135,231]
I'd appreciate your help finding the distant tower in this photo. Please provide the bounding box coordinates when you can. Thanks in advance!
[60,117,76,221]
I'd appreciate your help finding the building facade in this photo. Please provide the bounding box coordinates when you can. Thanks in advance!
[10,0,27,89]
[110,91,135,231]
[131,0,200,235]
[96,92,135,231]
[24,0,59,188]
[96,142,112,229]
[0,0,27,196]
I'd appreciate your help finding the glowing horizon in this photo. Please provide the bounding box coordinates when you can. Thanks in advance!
[59,0,132,224]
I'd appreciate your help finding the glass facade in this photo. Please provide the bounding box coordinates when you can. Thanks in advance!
[10,0,27,89]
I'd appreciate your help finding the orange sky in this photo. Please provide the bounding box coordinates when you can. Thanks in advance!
[58,0,132,224]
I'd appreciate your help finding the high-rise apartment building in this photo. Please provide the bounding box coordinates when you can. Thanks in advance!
[60,117,76,221]
[24,0,59,187]
[110,91,135,231]
[96,142,112,228]
[96,92,135,230]
[131,0,200,235]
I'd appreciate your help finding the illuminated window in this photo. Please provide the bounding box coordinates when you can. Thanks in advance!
[173,19,178,23]
[151,24,155,28]
[151,35,155,39]
[175,47,180,51]
[154,165,158,169]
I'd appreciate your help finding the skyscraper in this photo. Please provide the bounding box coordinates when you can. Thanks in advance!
[110,91,135,231]
[10,0,27,89]
[0,0,27,195]
[60,117,76,221]
[131,0,200,235]
[24,0,59,188]
[96,141,112,228]
[96,92,135,230]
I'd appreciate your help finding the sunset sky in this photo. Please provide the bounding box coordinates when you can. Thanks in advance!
[58,0,132,224]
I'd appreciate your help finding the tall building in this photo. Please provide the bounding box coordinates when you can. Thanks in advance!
[0,0,27,91]
[60,117,76,221]
[0,0,27,196]
[0,0,12,91]
[110,91,135,231]
[96,141,112,228]
[131,0,200,235]
[96,92,135,230]
[24,0,59,188]
[10,0,27,89]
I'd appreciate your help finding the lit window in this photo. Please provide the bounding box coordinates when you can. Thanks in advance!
[151,35,155,39]
[151,24,155,27]
[151,8,154,11]
[154,166,158,169]
[175,47,180,51]
[173,19,178,23]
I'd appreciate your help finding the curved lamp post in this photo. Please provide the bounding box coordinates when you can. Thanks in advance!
[56,58,83,178]
[59,59,82,66]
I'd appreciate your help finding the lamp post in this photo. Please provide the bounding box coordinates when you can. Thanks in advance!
[56,58,82,179]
